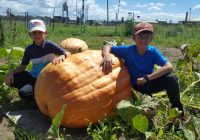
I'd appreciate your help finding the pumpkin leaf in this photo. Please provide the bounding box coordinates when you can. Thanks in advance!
[47,104,66,139]
[197,55,200,62]
[132,114,149,133]
[168,108,180,119]
[184,129,195,140]
[145,131,154,140]
[0,48,8,58]
[117,100,142,125]
[10,47,24,59]
[138,95,158,109]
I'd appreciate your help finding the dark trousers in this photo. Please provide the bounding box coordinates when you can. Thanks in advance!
[11,71,37,90]
[132,73,183,111]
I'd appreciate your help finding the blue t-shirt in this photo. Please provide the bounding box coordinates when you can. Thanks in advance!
[111,45,168,85]
[21,40,66,78]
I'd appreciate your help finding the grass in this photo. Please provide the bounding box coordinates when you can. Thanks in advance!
[1,20,200,50]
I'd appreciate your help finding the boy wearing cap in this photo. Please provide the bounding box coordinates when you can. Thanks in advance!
[101,22,183,113]
[4,19,69,99]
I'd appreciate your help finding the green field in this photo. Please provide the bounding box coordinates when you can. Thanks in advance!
[0,20,200,139]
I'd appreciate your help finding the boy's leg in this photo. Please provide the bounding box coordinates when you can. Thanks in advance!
[10,71,36,99]
[132,73,183,111]
[10,71,34,89]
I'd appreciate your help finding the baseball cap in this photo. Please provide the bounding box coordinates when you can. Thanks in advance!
[28,19,46,32]
[133,22,153,35]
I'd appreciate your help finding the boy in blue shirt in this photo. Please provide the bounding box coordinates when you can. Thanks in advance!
[101,22,183,114]
[4,19,69,99]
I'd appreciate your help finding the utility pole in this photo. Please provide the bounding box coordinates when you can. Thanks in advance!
[25,12,29,28]
[85,4,89,21]
[76,1,78,19]
[9,8,12,25]
[117,0,120,21]
[185,12,188,23]
[82,0,85,25]
[6,8,12,25]
[62,1,69,23]
[189,8,192,21]
[26,12,28,28]
[52,7,55,31]
[107,0,109,22]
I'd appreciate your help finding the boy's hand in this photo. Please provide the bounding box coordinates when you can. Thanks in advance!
[52,55,66,65]
[137,77,147,86]
[100,55,113,75]
[4,72,14,86]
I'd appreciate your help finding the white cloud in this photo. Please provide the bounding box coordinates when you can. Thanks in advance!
[193,4,200,11]
[148,6,162,11]
[133,3,147,8]
[149,3,164,7]
[170,3,176,6]
[120,1,127,7]
[134,11,141,14]
[134,2,164,11]
[0,0,195,23]
[135,12,186,23]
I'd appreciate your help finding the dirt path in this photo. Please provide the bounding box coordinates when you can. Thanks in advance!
[159,47,183,64]
[0,114,14,140]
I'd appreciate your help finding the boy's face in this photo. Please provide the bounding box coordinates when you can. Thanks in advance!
[29,30,47,45]
[133,31,152,49]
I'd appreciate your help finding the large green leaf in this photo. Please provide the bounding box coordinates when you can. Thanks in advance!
[47,104,66,139]
[132,115,149,133]
[138,95,158,110]
[197,54,200,62]
[10,47,24,59]
[184,129,195,140]
[117,100,142,125]
[0,48,8,58]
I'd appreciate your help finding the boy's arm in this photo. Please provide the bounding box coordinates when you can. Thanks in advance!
[148,62,173,80]
[52,51,70,65]
[101,44,113,74]
[4,64,27,86]
[12,64,27,74]
[137,62,173,85]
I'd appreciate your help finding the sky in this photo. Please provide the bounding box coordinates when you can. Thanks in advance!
[0,0,200,23]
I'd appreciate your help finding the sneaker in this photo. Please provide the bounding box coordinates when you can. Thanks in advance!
[18,84,34,99]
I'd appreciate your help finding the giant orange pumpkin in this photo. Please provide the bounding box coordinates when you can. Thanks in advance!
[60,38,88,54]
[35,50,132,128]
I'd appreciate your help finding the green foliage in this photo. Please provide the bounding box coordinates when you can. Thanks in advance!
[0,47,25,74]
[87,118,119,140]
[132,115,149,133]
[47,104,66,139]
[175,43,200,109]
[14,126,43,140]
[88,92,200,140]
[184,129,195,140]
[0,17,5,47]
[153,24,200,48]
[124,20,135,36]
